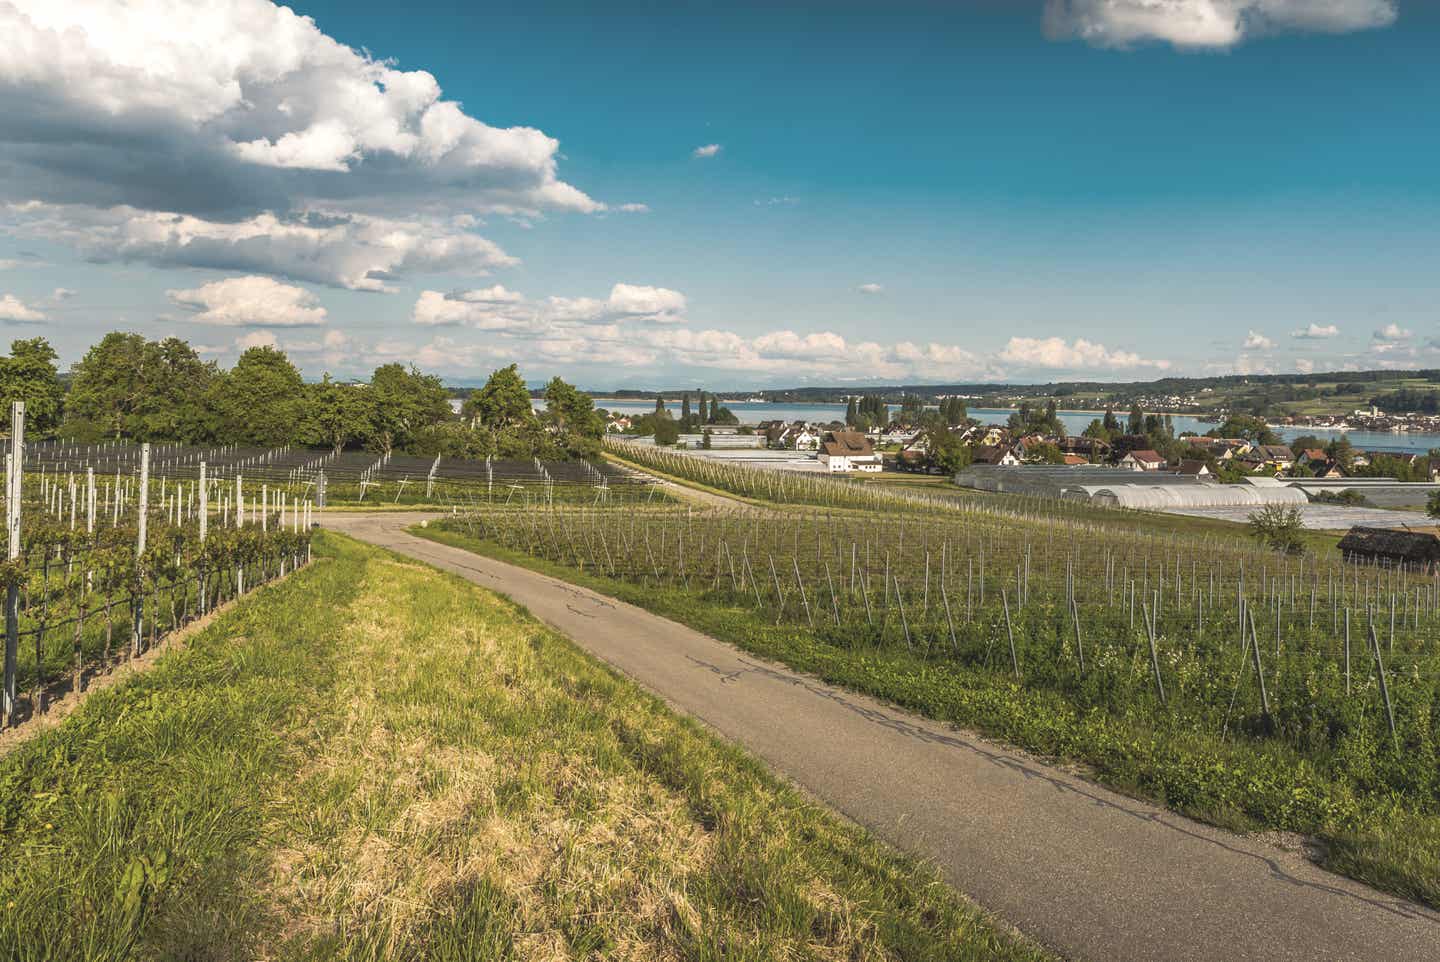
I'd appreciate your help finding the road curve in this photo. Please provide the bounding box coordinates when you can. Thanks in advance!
[325,511,1440,962]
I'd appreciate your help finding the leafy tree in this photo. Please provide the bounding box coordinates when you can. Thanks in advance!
[305,376,374,455]
[65,332,218,442]
[698,392,709,423]
[1082,418,1110,442]
[1027,442,1066,464]
[897,394,926,425]
[653,412,680,445]
[543,376,603,456]
[1288,435,1323,456]
[464,364,535,430]
[367,363,449,456]
[654,395,665,414]
[928,429,972,475]
[701,430,713,450]
[1103,407,1121,435]
[1428,490,1440,520]
[1248,504,1307,555]
[0,338,64,435]
[845,396,858,426]
[1325,435,1354,470]
[681,392,692,424]
[1127,403,1144,435]
[211,346,305,447]
[941,397,967,426]
[1213,415,1279,445]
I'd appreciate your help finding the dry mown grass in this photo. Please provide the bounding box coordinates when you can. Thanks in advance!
[262,554,1043,960]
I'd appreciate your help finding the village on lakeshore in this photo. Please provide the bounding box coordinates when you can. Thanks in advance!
[602,390,1440,484]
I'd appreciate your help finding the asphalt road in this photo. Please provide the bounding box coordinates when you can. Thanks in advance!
[326,511,1440,962]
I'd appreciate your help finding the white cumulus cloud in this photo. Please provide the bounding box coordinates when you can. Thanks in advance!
[0,0,602,289]
[1292,323,1340,339]
[998,336,1170,371]
[1044,0,1396,49]
[1372,322,1413,341]
[1048,0,1393,48]
[167,275,328,327]
[545,283,688,325]
[0,293,44,322]
[692,144,722,158]
[857,283,884,295]
[1243,330,1275,350]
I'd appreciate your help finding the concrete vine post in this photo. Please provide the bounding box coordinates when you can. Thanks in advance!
[4,401,24,727]
[132,442,149,657]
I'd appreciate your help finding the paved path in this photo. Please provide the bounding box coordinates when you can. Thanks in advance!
[326,512,1440,962]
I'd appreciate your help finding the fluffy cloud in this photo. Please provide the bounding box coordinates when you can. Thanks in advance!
[1044,0,1397,49]
[1292,322,1340,339]
[1243,330,1275,350]
[50,287,75,301]
[235,331,280,350]
[1294,358,1316,374]
[167,275,328,326]
[857,283,884,295]
[998,336,1170,371]
[692,144,722,158]
[0,0,603,289]
[10,203,518,294]
[1372,322,1413,341]
[0,293,44,322]
[545,283,688,325]
[412,281,686,332]
[411,287,537,332]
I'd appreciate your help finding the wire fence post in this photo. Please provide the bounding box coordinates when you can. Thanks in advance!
[4,401,23,726]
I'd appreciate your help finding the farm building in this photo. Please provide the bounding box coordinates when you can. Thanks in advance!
[817,431,883,473]
[1337,526,1440,570]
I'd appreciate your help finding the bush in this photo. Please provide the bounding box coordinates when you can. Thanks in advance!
[1247,504,1307,555]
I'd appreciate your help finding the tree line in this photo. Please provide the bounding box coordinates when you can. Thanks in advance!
[0,334,603,459]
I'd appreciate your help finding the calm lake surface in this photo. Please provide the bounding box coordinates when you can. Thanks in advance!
[448,398,1440,454]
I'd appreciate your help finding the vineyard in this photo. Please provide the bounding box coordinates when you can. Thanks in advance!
[2,410,318,729]
[436,451,1440,904]
[31,439,663,508]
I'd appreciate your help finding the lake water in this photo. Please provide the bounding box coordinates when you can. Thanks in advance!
[447,398,1440,454]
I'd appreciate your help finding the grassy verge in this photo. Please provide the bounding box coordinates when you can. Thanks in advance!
[416,524,1439,910]
[0,532,1046,960]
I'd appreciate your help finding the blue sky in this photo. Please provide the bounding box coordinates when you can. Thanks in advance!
[1,0,1436,387]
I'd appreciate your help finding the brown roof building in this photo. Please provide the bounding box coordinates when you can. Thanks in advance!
[1337,526,1440,570]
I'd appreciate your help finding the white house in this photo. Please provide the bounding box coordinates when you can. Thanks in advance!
[1118,449,1166,471]
[818,431,883,473]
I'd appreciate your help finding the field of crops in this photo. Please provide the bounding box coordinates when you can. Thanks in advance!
[435,452,1440,904]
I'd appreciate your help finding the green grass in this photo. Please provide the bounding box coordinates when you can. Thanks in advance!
[416,523,1440,911]
[0,532,1046,961]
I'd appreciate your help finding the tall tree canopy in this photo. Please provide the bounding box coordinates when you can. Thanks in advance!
[368,363,449,455]
[464,364,535,430]
[211,346,305,447]
[305,376,374,455]
[0,338,64,435]
[65,333,218,441]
